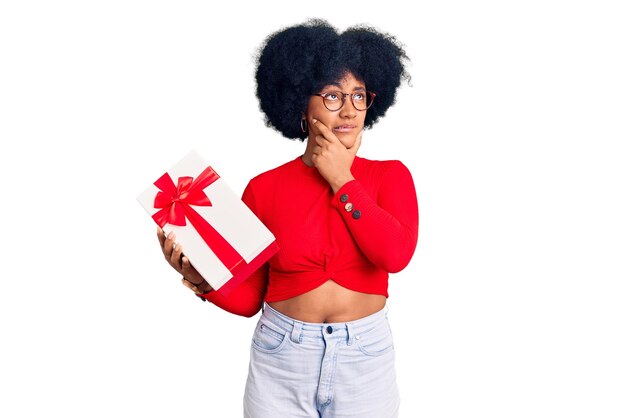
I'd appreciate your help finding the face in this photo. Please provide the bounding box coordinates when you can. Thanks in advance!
[305,72,367,148]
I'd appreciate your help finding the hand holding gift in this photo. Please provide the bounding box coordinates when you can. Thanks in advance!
[156,227,213,294]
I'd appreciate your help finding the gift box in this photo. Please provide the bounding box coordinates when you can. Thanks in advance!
[137,150,279,296]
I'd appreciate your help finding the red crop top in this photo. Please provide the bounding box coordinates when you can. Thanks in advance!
[202,154,419,317]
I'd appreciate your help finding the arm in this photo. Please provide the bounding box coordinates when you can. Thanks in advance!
[332,161,418,272]
[200,263,268,318]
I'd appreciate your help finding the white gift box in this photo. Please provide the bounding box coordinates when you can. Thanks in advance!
[137,150,278,295]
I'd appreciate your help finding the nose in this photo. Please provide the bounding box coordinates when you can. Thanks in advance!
[339,95,358,118]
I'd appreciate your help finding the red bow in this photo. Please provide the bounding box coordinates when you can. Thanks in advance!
[152,166,219,227]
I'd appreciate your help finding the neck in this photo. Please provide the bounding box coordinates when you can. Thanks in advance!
[301,135,316,167]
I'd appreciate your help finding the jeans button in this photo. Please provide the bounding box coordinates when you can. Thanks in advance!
[326,326,333,334]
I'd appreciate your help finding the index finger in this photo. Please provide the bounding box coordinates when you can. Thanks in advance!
[157,227,166,247]
[311,119,337,142]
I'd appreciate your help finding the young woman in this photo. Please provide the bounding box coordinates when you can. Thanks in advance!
[157,19,418,418]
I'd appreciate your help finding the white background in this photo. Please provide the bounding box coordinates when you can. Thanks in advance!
[1,1,625,417]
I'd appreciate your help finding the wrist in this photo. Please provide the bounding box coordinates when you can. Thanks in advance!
[181,276,213,294]
[196,281,213,294]
[330,175,354,194]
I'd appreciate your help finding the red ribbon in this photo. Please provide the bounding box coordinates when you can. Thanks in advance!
[152,166,245,279]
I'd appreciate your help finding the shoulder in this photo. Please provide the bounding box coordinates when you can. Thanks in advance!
[246,156,299,190]
[353,156,415,194]
[354,155,412,178]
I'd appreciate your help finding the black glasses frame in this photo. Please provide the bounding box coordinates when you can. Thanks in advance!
[313,91,377,112]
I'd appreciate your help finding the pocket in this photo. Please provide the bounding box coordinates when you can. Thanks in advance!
[251,321,290,354]
[356,321,394,357]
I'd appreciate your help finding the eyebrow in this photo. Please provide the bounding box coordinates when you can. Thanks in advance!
[327,82,366,91]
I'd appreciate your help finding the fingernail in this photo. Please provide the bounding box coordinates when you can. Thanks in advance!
[312,119,318,123]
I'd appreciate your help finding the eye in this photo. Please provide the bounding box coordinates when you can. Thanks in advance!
[324,91,341,101]
[353,93,365,101]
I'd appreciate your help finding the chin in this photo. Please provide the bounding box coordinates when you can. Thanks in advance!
[337,138,355,148]
[339,135,358,148]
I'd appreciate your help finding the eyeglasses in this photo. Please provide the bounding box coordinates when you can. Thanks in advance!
[313,90,377,112]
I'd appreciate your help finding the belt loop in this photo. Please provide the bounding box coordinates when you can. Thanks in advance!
[346,322,355,346]
[291,321,303,344]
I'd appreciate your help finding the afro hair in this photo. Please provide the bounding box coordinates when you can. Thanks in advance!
[255,19,410,141]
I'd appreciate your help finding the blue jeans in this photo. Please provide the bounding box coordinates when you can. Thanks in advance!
[243,303,400,417]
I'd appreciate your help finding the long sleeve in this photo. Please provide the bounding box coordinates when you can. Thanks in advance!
[200,181,269,317]
[332,160,418,272]
[201,263,268,317]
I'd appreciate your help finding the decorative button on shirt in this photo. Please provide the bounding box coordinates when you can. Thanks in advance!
[340,193,349,203]
[344,202,353,212]
[352,210,362,219]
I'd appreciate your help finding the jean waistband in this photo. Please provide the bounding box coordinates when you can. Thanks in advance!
[261,303,388,345]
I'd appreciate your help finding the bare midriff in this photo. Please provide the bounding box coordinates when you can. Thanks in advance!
[268,280,386,323]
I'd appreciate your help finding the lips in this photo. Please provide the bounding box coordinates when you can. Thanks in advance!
[333,125,357,132]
